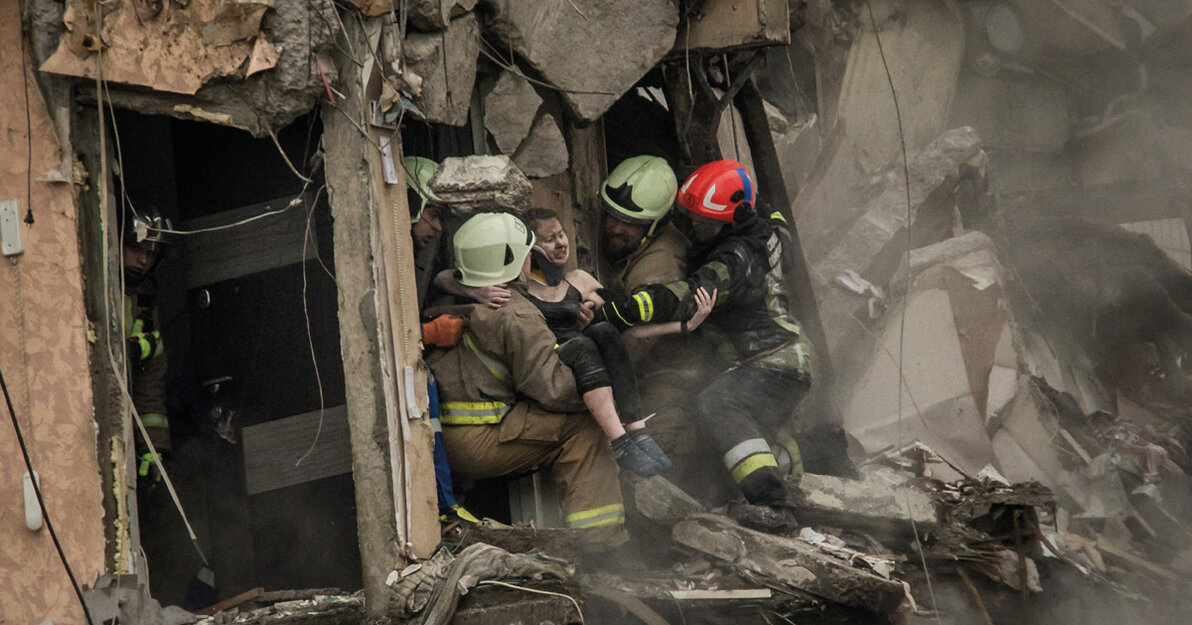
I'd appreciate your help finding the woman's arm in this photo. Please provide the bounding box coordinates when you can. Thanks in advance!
[432,268,512,309]
[623,287,717,339]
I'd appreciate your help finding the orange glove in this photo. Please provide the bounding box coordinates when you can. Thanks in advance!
[422,314,465,347]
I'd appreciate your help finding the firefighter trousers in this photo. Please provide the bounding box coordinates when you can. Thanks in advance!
[441,406,627,546]
[694,364,809,507]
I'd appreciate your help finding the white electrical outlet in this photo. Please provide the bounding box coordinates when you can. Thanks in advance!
[1,198,22,257]
[24,471,42,531]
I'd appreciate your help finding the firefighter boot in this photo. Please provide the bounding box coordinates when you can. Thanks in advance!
[730,502,799,534]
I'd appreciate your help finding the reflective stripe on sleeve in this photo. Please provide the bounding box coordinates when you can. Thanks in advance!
[633,291,654,322]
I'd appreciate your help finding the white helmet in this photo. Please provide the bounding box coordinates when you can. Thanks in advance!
[453,213,536,287]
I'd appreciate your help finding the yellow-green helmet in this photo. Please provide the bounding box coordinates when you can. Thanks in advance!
[600,156,678,228]
[404,156,441,221]
[453,213,536,287]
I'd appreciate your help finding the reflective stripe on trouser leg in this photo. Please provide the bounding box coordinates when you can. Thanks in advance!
[566,503,626,528]
[724,437,781,484]
[773,432,804,477]
[141,412,170,430]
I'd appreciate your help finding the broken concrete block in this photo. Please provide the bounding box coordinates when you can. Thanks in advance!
[406,0,451,30]
[482,71,542,155]
[798,472,939,538]
[836,256,1009,479]
[814,127,986,364]
[403,11,480,126]
[836,0,966,174]
[429,155,532,216]
[633,476,706,525]
[673,0,790,53]
[485,0,678,121]
[672,514,906,615]
[513,113,569,178]
[392,0,480,29]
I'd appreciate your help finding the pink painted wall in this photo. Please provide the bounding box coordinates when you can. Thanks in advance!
[0,2,107,623]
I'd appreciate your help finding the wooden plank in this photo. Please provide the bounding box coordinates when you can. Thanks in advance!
[368,126,441,560]
[564,122,606,274]
[669,589,772,600]
[195,587,265,616]
[241,405,351,495]
[180,197,317,288]
[736,78,833,383]
[323,15,399,616]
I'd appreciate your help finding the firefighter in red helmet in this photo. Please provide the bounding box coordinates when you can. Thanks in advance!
[599,160,812,530]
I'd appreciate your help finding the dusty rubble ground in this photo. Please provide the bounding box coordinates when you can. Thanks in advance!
[10,0,1192,624]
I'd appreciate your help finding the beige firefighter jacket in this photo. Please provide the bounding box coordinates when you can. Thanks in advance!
[424,284,586,428]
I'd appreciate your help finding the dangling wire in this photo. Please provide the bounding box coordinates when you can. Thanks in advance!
[18,4,34,225]
[863,1,943,621]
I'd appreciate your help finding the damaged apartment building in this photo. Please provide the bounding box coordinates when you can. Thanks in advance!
[4,0,1192,623]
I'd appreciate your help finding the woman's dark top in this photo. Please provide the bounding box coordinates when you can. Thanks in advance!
[527,283,584,341]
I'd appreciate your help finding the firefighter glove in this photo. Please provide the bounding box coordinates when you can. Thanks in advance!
[422,314,465,347]
[127,318,163,362]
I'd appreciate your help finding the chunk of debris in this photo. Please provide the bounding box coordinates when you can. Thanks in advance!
[632,475,706,525]
[485,0,679,121]
[388,542,574,624]
[798,472,940,539]
[512,113,569,178]
[403,11,480,126]
[429,155,533,215]
[814,127,988,365]
[84,574,196,625]
[42,0,268,95]
[482,71,543,155]
[836,235,1009,479]
[398,0,478,30]
[672,514,907,616]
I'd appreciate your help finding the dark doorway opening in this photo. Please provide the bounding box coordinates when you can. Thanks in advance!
[111,109,361,607]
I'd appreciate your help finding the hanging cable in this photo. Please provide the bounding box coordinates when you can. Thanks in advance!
[1,366,95,625]
[863,1,943,621]
[18,3,34,225]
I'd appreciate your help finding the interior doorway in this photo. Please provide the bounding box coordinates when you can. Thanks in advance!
[110,109,361,607]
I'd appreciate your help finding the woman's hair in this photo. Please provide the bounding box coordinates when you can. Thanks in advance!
[523,208,559,233]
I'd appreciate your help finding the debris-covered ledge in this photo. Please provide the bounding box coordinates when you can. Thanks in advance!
[30,0,339,135]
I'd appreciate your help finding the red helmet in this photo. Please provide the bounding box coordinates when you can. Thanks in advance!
[677,159,755,225]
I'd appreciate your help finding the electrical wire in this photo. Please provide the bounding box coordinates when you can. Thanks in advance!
[476,581,585,624]
[294,183,329,467]
[18,3,34,225]
[863,1,942,620]
[0,366,95,625]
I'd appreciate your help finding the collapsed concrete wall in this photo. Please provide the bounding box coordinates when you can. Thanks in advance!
[35,0,338,135]
[0,5,106,624]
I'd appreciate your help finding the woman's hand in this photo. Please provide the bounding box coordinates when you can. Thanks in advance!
[686,287,717,331]
[577,299,596,329]
[466,284,512,309]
